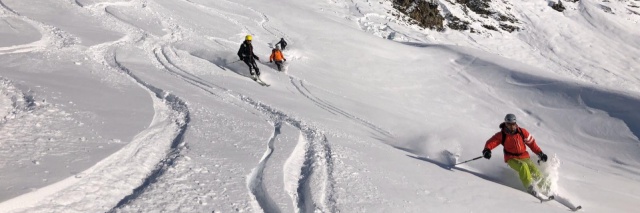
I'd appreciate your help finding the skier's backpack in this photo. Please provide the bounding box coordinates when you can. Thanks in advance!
[501,127,525,156]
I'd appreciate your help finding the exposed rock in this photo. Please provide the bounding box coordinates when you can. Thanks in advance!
[392,0,521,33]
[482,24,498,31]
[499,23,518,32]
[393,0,445,31]
[456,0,493,15]
[551,1,566,12]
[446,14,470,30]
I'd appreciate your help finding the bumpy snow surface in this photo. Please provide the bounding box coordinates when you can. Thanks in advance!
[0,0,639,212]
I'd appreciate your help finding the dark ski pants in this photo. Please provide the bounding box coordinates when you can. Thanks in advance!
[243,59,260,76]
[274,61,283,71]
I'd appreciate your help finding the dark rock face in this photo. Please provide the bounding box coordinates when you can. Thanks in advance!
[456,0,492,15]
[446,14,470,30]
[391,0,525,33]
[393,0,445,31]
[551,1,566,12]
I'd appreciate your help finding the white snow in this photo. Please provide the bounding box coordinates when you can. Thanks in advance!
[1,0,639,212]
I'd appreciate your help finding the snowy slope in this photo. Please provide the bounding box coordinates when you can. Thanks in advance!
[0,0,639,212]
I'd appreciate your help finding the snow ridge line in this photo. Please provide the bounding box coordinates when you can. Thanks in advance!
[290,77,393,138]
[107,52,191,211]
[0,1,76,55]
[247,121,282,213]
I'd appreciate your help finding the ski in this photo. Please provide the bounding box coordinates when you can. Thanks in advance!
[545,193,582,211]
[538,195,554,202]
[570,205,582,211]
[529,193,582,212]
[531,192,554,202]
[252,75,270,87]
[255,78,270,87]
[553,198,582,211]
[552,199,582,211]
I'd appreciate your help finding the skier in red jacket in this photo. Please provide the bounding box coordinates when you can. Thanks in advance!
[482,113,549,196]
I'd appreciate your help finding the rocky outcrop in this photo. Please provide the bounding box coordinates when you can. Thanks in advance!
[393,0,521,33]
[456,0,492,15]
[393,0,445,31]
[551,1,566,12]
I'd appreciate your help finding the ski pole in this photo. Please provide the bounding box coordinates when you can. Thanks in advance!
[455,156,483,166]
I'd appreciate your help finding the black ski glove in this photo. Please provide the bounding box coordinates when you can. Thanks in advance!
[538,152,548,162]
[482,148,491,159]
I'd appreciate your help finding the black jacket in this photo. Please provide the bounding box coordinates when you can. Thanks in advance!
[237,41,259,61]
[276,39,287,47]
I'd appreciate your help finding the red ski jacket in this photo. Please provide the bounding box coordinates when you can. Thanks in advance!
[484,123,543,162]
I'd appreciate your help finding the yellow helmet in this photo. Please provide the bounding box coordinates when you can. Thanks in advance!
[245,35,252,41]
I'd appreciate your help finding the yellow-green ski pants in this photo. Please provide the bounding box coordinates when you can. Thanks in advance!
[507,158,542,188]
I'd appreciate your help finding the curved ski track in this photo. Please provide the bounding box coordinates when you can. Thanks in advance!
[0,0,401,211]
[0,1,189,212]
[289,77,393,138]
[0,0,78,55]
[180,0,290,45]
[151,44,339,212]
[247,121,282,213]
[107,50,190,212]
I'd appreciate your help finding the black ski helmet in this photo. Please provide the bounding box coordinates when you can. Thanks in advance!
[504,114,517,123]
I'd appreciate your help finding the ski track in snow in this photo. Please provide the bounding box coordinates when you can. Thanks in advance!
[151,41,339,212]
[238,96,337,213]
[106,50,191,212]
[0,1,77,55]
[289,76,393,138]
[0,0,391,212]
[0,0,190,211]
[246,121,282,213]
[0,56,188,212]
[180,0,289,45]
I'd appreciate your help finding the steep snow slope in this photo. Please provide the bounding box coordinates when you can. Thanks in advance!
[0,0,638,212]
[350,0,640,92]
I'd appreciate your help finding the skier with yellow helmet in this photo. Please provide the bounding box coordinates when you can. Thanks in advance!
[237,35,261,79]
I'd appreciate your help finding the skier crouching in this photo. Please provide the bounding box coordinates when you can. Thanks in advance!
[482,113,550,196]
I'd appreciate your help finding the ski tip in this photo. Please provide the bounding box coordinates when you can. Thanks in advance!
[572,206,582,211]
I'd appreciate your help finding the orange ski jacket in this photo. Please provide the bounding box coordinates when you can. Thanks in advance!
[484,123,543,162]
[269,49,285,62]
